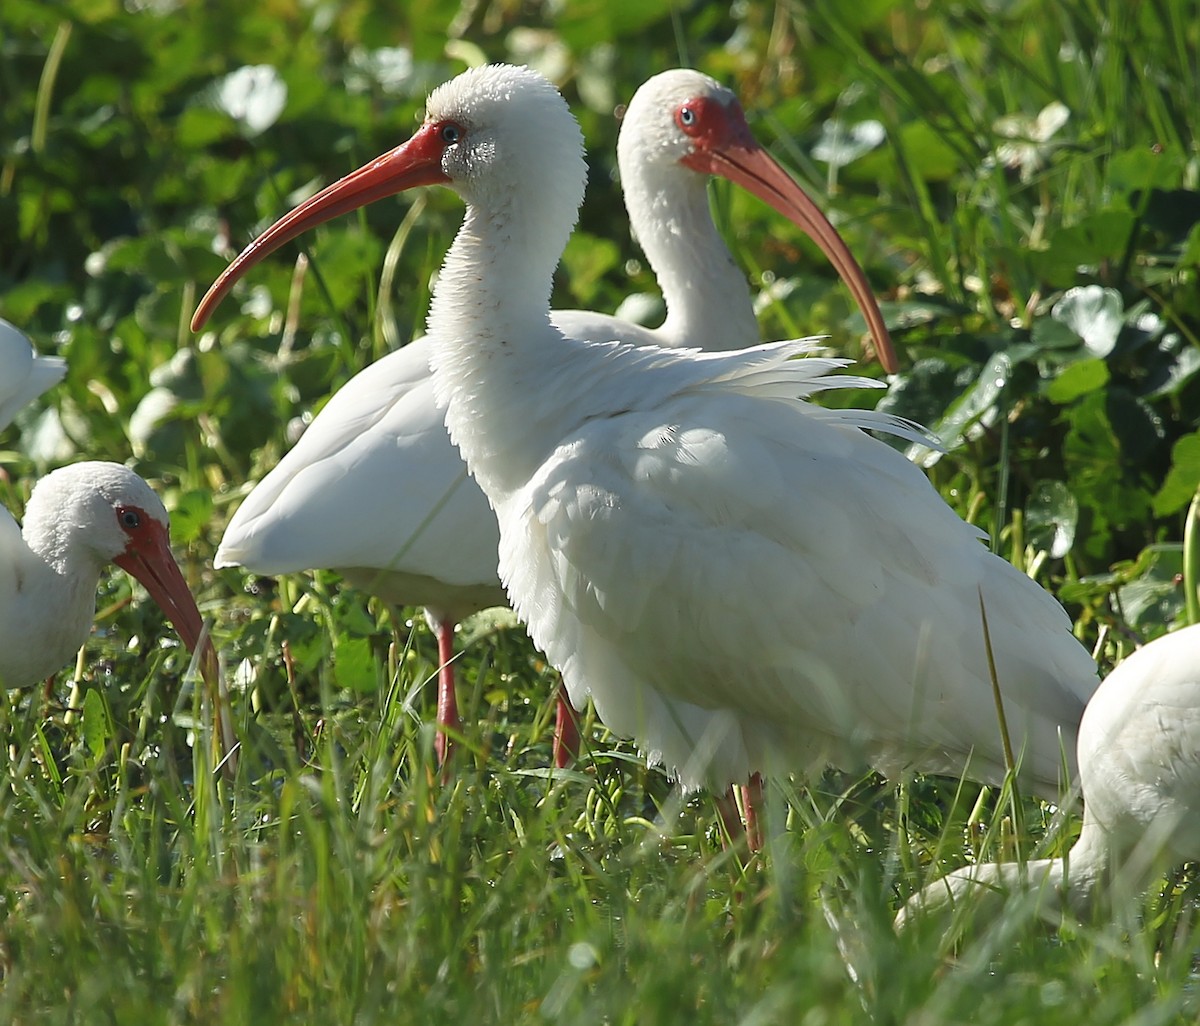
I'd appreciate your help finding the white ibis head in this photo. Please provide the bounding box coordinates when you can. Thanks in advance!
[25,462,207,661]
[192,65,894,375]
[617,69,897,373]
[192,64,585,332]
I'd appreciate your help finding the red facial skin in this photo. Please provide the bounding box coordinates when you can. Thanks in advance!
[192,99,894,373]
[674,96,897,373]
[112,504,217,682]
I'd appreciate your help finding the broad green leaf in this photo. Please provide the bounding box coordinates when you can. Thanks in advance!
[1115,544,1185,629]
[1107,147,1186,193]
[897,121,961,181]
[171,489,215,546]
[1142,333,1200,399]
[1107,389,1165,464]
[875,357,973,438]
[1139,189,1200,240]
[1152,431,1200,516]
[1182,221,1200,266]
[1042,358,1109,403]
[333,635,378,693]
[330,592,380,637]
[906,345,1036,466]
[1025,480,1078,558]
[81,687,111,758]
[1031,211,1135,287]
[1030,317,1081,351]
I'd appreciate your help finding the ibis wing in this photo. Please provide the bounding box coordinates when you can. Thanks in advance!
[0,320,65,432]
[217,341,498,590]
[505,388,1096,792]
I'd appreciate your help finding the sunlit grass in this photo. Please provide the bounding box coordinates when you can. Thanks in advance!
[1,0,1198,1021]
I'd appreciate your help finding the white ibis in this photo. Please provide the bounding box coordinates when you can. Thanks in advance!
[1,461,212,689]
[193,65,1095,809]
[0,318,66,432]
[897,623,1200,926]
[207,69,898,776]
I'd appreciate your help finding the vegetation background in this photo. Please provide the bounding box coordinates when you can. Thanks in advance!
[1,0,1198,1021]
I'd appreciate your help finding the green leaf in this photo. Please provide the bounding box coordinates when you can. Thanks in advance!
[1115,544,1185,629]
[1152,431,1200,516]
[1031,210,1135,287]
[1181,221,1200,267]
[1042,358,1109,403]
[896,120,961,181]
[559,232,621,306]
[171,489,216,546]
[1030,317,1081,351]
[550,0,675,50]
[1143,333,1200,399]
[81,688,112,758]
[333,635,378,693]
[1107,147,1186,194]
[1060,392,1153,558]
[1107,389,1164,463]
[906,346,1036,466]
[1025,481,1078,558]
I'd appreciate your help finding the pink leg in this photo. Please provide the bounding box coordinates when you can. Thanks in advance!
[742,773,764,853]
[552,681,580,768]
[432,615,459,770]
[714,775,764,852]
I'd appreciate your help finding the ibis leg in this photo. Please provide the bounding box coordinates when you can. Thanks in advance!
[715,775,764,852]
[432,615,459,770]
[552,681,581,768]
[742,773,764,852]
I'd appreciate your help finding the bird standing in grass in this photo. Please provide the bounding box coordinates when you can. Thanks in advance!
[206,68,896,782]
[194,65,1096,817]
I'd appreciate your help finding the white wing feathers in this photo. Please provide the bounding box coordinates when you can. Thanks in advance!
[216,342,500,589]
[0,320,65,433]
[499,343,1096,793]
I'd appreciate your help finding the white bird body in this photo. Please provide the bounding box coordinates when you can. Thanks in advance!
[897,623,1200,925]
[1077,625,1200,866]
[212,70,893,770]
[195,65,1092,796]
[214,70,830,604]
[215,341,505,621]
[0,318,66,432]
[460,332,1092,792]
[1,461,209,687]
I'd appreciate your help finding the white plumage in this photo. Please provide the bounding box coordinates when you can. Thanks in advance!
[1,461,209,688]
[194,65,1096,799]
[0,318,65,432]
[897,623,1200,924]
[207,69,896,767]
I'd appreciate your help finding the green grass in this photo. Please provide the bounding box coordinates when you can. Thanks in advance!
[2,0,1200,1021]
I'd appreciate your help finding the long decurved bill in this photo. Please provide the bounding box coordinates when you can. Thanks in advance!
[191,123,450,332]
[114,519,218,684]
[680,98,898,374]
